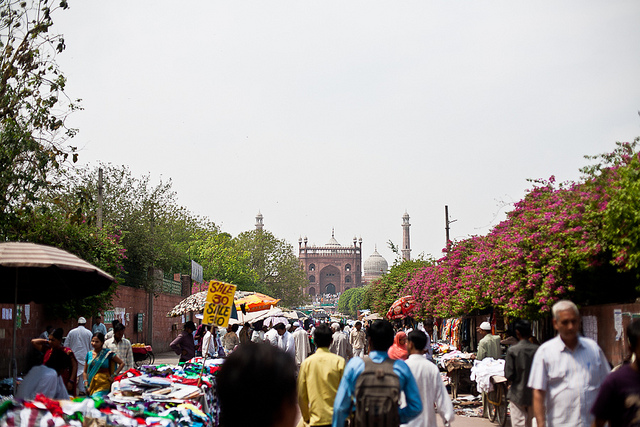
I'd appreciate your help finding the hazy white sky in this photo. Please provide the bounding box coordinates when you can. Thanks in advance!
[55,1,640,266]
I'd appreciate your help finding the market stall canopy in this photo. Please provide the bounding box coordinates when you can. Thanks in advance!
[0,242,114,304]
[263,315,289,328]
[229,306,275,325]
[234,292,280,313]
[166,290,276,318]
[363,312,384,321]
[386,295,417,320]
[0,242,115,388]
[167,291,207,317]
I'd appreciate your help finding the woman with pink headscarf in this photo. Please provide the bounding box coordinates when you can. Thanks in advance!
[388,331,408,360]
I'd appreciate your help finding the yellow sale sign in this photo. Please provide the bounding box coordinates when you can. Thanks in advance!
[203,281,236,328]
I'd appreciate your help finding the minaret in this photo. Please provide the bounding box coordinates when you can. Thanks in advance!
[255,211,264,231]
[402,211,411,261]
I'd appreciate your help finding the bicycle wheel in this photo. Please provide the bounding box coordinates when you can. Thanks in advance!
[496,384,508,427]
[486,391,497,422]
[135,352,152,367]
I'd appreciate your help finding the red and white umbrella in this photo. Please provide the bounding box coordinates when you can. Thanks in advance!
[386,295,417,320]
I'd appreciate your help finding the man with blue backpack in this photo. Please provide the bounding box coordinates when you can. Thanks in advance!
[332,319,422,427]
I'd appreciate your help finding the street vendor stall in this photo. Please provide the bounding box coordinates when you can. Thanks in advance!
[438,350,475,399]
[0,356,224,427]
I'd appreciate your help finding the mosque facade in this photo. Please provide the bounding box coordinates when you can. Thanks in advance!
[298,231,362,296]
[256,211,410,296]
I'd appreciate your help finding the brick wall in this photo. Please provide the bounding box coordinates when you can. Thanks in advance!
[0,286,187,378]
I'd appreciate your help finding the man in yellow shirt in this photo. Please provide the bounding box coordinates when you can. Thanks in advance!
[298,323,345,427]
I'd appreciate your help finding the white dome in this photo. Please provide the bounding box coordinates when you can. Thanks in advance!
[325,229,340,247]
[364,248,388,276]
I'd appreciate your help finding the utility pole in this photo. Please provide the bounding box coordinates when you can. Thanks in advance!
[445,205,457,247]
[97,168,103,229]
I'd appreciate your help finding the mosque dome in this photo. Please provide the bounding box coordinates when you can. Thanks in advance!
[364,247,389,277]
[325,229,341,247]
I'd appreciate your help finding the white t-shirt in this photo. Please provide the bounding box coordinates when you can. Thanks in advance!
[16,365,69,400]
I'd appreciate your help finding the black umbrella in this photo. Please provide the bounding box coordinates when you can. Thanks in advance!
[0,242,115,390]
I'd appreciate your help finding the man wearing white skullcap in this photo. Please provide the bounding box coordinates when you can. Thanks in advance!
[476,321,501,361]
[292,321,310,370]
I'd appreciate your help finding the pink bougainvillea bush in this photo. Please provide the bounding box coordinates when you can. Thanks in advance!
[404,140,640,319]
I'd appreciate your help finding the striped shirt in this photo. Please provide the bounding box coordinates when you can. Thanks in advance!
[528,335,610,426]
[105,337,134,372]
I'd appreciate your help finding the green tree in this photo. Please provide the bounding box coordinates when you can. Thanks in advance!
[65,164,201,292]
[338,287,367,317]
[0,0,79,237]
[368,256,435,318]
[189,230,258,290]
[235,230,307,308]
[582,138,640,274]
[7,201,125,318]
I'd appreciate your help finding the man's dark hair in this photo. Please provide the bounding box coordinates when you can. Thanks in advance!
[184,321,196,332]
[274,322,287,331]
[513,319,532,339]
[355,321,362,328]
[231,324,239,333]
[368,320,394,351]
[218,343,296,427]
[314,323,333,348]
[628,319,640,350]
[407,330,427,351]
[114,323,126,332]
[51,328,64,341]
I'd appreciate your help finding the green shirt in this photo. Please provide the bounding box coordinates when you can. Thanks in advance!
[477,334,501,361]
[298,347,345,426]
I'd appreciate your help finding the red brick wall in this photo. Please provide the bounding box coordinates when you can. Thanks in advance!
[0,286,186,377]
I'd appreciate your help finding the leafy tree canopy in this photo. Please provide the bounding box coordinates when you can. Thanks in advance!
[0,0,80,237]
[337,287,366,318]
[235,229,307,308]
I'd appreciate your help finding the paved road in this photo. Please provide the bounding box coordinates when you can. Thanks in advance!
[153,351,507,427]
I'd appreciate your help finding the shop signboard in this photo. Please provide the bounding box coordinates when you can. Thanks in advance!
[203,280,236,328]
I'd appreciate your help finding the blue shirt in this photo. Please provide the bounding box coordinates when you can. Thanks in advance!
[332,350,423,427]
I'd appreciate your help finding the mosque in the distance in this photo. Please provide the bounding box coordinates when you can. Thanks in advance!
[254,211,412,296]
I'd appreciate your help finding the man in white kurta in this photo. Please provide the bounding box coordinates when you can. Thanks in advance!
[64,317,93,394]
[291,321,310,369]
[275,323,295,357]
[402,330,454,427]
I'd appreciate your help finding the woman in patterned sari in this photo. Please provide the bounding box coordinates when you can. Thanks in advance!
[31,328,78,396]
[82,332,124,397]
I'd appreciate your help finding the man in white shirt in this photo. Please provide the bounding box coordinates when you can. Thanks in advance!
[402,329,454,427]
[64,317,92,394]
[265,325,279,346]
[275,322,295,357]
[528,300,610,427]
[202,326,225,358]
[17,350,69,401]
[349,321,366,358]
[291,321,310,370]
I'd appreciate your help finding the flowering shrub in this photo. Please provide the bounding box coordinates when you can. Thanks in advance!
[403,140,640,318]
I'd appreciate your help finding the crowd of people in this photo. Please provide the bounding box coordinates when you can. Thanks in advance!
[12,299,640,427]
[21,315,134,400]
